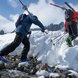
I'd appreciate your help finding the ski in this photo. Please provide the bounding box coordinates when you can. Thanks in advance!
[19,0,31,15]
[65,2,75,12]
[50,3,67,10]
[50,2,76,12]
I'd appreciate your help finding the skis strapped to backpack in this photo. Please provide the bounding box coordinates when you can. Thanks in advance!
[50,2,75,12]
[19,0,32,15]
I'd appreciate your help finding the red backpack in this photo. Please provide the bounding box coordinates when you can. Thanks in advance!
[64,12,78,32]
[71,12,78,22]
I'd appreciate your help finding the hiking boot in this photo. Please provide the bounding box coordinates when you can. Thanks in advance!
[20,58,31,62]
[0,56,9,63]
[66,36,73,47]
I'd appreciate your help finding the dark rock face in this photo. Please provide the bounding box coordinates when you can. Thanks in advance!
[46,22,64,31]
[31,22,64,32]
[0,62,5,70]
[0,55,77,78]
[0,30,5,35]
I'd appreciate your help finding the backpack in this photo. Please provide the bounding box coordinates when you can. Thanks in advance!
[65,9,73,22]
[15,14,26,27]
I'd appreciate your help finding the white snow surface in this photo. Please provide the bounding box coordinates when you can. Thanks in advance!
[0,30,78,72]
[36,70,49,77]
[50,73,60,77]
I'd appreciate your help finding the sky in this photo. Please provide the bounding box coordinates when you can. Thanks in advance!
[0,0,78,33]
[0,0,78,19]
[54,0,78,5]
[0,0,38,18]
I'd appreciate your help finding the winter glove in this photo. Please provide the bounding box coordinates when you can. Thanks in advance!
[41,29,45,33]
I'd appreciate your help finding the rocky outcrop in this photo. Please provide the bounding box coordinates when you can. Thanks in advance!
[0,55,78,78]
[0,30,5,35]
[46,22,64,31]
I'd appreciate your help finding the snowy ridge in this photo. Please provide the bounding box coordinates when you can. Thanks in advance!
[0,29,78,72]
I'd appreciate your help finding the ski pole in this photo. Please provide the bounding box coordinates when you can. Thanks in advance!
[51,32,66,45]
[53,34,65,45]
[50,3,67,10]
[19,0,32,15]
[51,32,65,41]
[44,31,48,34]
[56,33,66,41]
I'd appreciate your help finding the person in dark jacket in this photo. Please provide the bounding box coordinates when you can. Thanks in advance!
[64,9,78,47]
[0,13,45,62]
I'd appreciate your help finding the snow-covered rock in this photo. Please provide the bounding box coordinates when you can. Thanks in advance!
[36,70,49,77]
[55,65,69,70]
[18,62,29,67]
[50,73,60,77]
[68,70,78,78]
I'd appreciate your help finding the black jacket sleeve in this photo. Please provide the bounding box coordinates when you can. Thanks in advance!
[30,15,45,30]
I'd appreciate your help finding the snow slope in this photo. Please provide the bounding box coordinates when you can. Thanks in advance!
[0,30,78,71]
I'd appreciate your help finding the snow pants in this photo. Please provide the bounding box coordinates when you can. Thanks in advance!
[0,32,30,59]
[67,22,78,40]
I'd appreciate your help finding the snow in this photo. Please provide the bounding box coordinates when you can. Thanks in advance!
[0,33,15,50]
[36,70,49,77]
[18,62,29,67]
[68,70,78,77]
[0,33,23,55]
[50,73,60,77]
[55,65,69,70]
[38,76,45,78]
[0,29,78,72]
[64,46,78,71]
[8,70,26,77]
[29,31,69,66]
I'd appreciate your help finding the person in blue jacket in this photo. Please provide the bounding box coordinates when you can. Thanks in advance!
[0,11,45,62]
